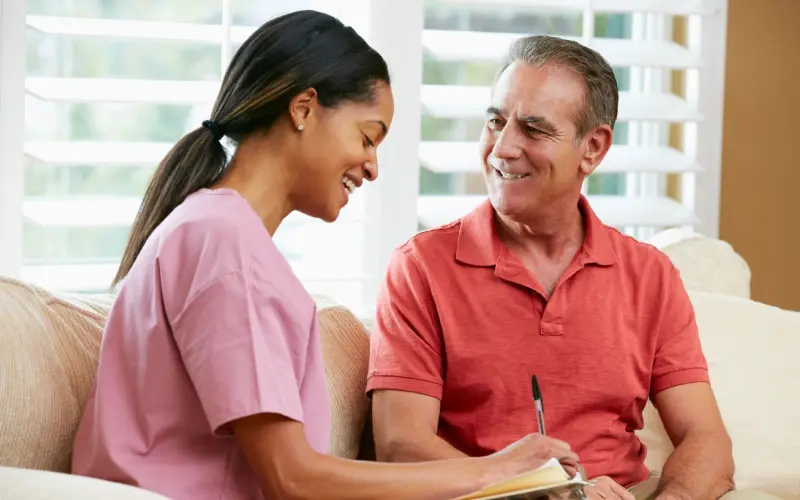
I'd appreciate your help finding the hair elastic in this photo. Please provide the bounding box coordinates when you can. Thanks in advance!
[202,120,224,141]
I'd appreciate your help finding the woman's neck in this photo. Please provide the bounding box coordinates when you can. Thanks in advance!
[212,138,296,236]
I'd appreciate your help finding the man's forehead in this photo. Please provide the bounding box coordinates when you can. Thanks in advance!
[491,62,583,120]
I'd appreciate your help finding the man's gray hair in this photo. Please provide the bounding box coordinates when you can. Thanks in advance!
[496,35,619,138]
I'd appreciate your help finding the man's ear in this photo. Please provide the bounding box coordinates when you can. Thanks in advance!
[579,124,613,176]
[288,88,319,130]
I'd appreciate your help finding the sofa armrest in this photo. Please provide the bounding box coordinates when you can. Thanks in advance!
[0,467,170,500]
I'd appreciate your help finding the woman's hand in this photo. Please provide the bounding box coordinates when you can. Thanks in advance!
[487,433,580,484]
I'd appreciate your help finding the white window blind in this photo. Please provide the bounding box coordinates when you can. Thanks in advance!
[0,0,384,316]
[401,0,728,240]
[0,0,730,316]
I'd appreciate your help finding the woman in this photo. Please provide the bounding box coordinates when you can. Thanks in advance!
[71,10,578,500]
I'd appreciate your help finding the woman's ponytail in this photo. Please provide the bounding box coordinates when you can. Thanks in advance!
[112,125,227,287]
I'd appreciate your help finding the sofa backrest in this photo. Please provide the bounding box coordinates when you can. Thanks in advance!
[0,277,114,472]
[0,277,373,472]
[317,305,373,459]
[649,228,751,299]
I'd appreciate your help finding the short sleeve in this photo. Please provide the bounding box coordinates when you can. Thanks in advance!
[171,272,305,435]
[367,247,444,399]
[651,263,710,396]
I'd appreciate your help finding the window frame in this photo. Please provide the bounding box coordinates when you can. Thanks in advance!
[685,3,728,239]
[0,0,25,279]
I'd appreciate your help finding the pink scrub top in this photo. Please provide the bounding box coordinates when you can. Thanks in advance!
[71,188,331,500]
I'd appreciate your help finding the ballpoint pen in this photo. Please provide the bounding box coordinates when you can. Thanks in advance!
[532,375,588,499]
[531,375,546,436]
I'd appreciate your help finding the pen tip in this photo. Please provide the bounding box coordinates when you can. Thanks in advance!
[531,375,541,400]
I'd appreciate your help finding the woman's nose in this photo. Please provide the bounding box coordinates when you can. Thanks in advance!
[363,161,378,182]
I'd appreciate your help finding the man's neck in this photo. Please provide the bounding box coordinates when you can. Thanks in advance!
[495,198,585,261]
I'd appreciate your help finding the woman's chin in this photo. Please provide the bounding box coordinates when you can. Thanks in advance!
[319,205,341,223]
[297,204,340,224]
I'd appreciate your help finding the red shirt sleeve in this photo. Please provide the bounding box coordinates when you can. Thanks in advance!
[367,247,444,400]
[650,262,710,396]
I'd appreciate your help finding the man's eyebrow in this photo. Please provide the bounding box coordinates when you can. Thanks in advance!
[485,107,558,134]
[520,115,558,134]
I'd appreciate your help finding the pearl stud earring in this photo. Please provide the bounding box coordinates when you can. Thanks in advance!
[297,124,304,132]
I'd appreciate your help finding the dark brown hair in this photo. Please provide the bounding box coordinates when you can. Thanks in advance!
[113,10,390,286]
[497,35,618,139]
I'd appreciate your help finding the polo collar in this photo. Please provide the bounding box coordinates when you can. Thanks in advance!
[455,195,617,267]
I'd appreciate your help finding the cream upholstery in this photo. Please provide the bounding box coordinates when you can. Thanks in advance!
[0,231,796,498]
[0,466,169,499]
[0,277,113,473]
[650,227,752,299]
[318,304,372,459]
[636,290,800,499]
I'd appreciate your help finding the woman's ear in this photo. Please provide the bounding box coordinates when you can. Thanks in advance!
[289,88,319,131]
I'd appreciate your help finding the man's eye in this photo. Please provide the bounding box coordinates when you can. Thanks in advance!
[526,127,546,136]
[488,118,504,127]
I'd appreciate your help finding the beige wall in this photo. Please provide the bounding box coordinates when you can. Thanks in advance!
[719,0,800,311]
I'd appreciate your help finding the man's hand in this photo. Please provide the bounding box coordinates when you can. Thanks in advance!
[583,476,635,500]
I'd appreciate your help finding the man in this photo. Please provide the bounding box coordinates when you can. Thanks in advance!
[367,36,764,500]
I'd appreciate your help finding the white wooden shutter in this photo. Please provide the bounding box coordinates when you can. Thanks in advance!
[415,0,727,238]
[4,0,380,315]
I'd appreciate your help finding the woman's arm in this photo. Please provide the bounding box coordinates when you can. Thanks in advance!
[233,413,577,500]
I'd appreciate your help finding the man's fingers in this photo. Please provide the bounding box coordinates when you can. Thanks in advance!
[586,476,633,500]
[607,480,635,500]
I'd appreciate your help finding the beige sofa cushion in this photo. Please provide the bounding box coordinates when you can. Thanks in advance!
[0,277,113,472]
[0,466,169,499]
[638,290,800,499]
[649,228,751,299]
[318,304,372,459]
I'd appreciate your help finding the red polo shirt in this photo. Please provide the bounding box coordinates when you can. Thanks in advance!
[367,197,709,487]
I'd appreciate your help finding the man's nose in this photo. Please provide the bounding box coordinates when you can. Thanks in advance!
[492,125,522,160]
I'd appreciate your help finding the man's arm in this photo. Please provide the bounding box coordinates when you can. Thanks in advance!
[372,390,467,462]
[652,383,735,500]
[646,259,735,500]
[367,246,463,462]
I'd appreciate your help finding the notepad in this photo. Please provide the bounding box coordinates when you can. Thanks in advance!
[456,458,588,500]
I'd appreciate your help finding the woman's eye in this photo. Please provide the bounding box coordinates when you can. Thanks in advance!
[363,135,375,148]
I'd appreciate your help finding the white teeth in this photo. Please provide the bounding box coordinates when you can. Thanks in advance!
[499,171,526,180]
[342,177,356,194]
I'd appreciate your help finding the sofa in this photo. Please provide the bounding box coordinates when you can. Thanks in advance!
[1,231,798,499]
